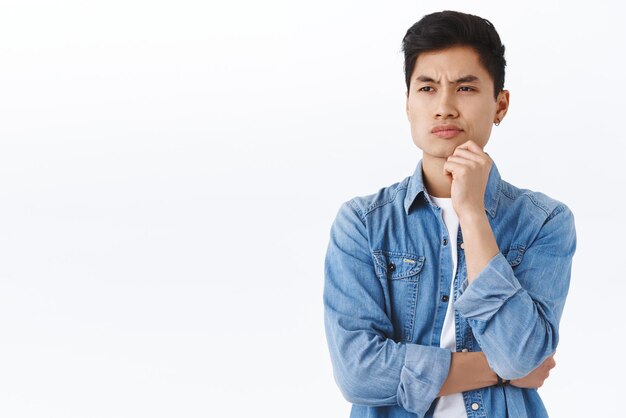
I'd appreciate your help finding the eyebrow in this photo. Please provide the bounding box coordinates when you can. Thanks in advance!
[416,75,480,84]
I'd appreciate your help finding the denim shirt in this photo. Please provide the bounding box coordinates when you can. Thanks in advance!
[323,158,576,418]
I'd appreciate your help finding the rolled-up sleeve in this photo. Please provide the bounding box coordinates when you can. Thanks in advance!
[455,204,576,380]
[324,201,450,417]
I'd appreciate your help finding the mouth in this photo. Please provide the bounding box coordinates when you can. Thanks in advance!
[431,125,463,139]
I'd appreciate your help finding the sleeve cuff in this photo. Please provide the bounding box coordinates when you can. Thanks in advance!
[455,252,522,322]
[396,344,451,417]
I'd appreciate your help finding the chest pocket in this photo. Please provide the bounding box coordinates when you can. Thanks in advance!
[503,244,526,267]
[372,250,425,342]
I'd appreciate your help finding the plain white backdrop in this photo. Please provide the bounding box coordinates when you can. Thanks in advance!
[0,1,624,417]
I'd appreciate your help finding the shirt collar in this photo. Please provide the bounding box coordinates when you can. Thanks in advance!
[403,156,502,218]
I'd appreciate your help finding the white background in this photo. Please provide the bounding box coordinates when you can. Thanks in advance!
[0,1,624,417]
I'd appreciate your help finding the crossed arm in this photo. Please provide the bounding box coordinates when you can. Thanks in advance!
[435,204,557,396]
[437,205,560,395]
[324,200,575,416]
[438,351,555,397]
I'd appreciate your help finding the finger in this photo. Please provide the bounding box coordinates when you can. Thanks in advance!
[459,140,485,154]
[446,156,472,165]
[452,147,485,163]
[446,156,479,171]
[443,159,469,175]
[543,357,556,371]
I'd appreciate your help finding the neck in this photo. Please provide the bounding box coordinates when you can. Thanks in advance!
[422,153,452,198]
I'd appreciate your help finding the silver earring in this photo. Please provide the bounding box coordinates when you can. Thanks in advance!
[494,119,501,126]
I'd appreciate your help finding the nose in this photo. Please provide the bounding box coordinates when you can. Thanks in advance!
[435,90,458,119]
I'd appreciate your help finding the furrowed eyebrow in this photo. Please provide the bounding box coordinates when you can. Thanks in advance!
[416,75,436,83]
[415,75,480,84]
[455,75,479,83]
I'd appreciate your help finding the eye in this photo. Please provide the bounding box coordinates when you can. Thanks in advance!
[419,86,434,92]
[458,86,474,92]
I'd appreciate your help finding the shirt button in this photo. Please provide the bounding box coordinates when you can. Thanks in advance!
[461,348,469,352]
[388,263,396,272]
[460,242,465,249]
[471,403,480,411]
[443,238,448,246]
[441,295,449,302]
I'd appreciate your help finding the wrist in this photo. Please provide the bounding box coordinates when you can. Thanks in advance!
[495,374,510,386]
[458,208,486,224]
[490,370,499,386]
[476,352,499,387]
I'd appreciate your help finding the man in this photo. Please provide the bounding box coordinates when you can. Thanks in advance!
[323,10,576,418]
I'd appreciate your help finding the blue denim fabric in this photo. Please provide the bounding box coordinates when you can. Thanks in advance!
[323,158,576,418]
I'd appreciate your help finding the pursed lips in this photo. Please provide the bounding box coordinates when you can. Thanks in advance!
[431,125,463,139]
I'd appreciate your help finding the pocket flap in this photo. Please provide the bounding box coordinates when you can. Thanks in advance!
[372,250,425,280]
[503,244,526,267]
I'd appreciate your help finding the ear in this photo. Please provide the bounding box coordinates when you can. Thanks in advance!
[405,91,410,121]
[495,90,510,123]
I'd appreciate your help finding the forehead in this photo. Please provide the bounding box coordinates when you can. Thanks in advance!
[413,45,491,80]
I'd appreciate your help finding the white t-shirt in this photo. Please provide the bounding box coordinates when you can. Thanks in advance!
[430,195,467,418]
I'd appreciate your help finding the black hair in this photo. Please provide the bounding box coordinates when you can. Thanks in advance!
[402,10,506,99]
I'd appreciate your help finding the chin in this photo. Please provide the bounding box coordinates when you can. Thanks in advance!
[414,141,458,158]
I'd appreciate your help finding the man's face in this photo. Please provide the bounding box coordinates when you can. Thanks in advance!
[405,45,509,158]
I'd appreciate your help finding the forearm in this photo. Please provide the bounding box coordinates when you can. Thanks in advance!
[458,210,500,284]
[325,202,452,416]
[454,206,575,379]
[438,352,498,396]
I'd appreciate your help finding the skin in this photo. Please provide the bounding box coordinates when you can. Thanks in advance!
[404,45,556,395]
